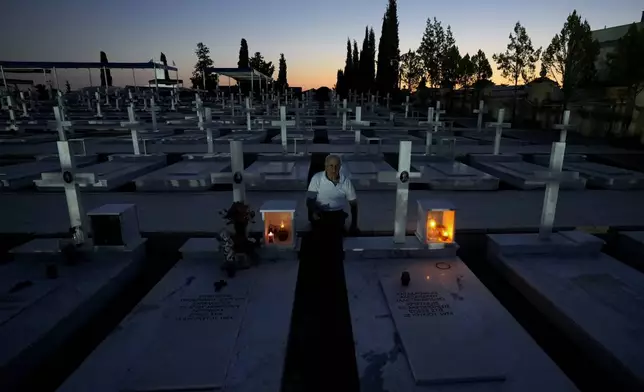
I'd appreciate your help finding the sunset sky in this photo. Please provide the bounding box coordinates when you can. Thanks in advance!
[1,0,642,90]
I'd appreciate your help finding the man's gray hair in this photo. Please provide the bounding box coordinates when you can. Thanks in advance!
[325,154,341,166]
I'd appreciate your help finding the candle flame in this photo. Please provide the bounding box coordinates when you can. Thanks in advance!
[280,221,285,229]
[429,219,436,228]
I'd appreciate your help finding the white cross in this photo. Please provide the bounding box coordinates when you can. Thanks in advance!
[170,90,177,111]
[54,106,73,141]
[473,100,485,131]
[554,110,575,143]
[337,99,353,131]
[105,91,111,107]
[294,99,302,130]
[349,107,370,128]
[94,92,103,118]
[5,97,19,131]
[271,106,296,153]
[219,141,260,203]
[57,138,89,245]
[403,96,411,118]
[244,98,253,131]
[377,140,422,243]
[375,91,380,107]
[229,94,236,116]
[19,92,29,118]
[197,107,218,154]
[121,106,143,155]
[150,97,158,132]
[536,142,576,240]
[386,93,390,109]
[485,108,512,155]
[418,108,442,155]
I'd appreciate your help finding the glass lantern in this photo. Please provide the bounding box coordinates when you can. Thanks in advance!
[415,200,456,249]
[259,200,297,249]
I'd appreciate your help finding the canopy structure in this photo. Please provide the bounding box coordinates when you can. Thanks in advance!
[206,67,273,93]
[0,60,178,91]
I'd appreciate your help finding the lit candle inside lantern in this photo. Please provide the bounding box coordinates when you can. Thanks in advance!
[268,230,274,243]
[280,221,285,229]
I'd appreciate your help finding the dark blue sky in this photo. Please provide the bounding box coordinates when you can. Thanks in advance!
[1,0,642,89]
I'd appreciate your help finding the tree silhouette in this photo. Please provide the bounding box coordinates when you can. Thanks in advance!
[493,22,541,120]
[344,39,354,92]
[376,0,400,93]
[276,53,288,92]
[249,52,275,78]
[400,50,423,91]
[99,51,113,87]
[418,18,455,89]
[607,23,644,132]
[238,39,249,68]
[457,53,476,105]
[65,81,71,93]
[190,42,218,90]
[542,10,599,109]
[352,40,360,91]
[336,70,347,98]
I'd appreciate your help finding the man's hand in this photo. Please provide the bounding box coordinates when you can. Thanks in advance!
[312,211,321,221]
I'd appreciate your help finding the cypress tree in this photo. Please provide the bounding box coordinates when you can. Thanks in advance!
[277,53,288,92]
[352,40,360,87]
[368,27,376,92]
[344,38,353,92]
[359,26,369,93]
[238,38,249,68]
[376,0,400,93]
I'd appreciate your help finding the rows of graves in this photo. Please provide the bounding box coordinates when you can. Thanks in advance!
[2,88,644,194]
[2,115,644,390]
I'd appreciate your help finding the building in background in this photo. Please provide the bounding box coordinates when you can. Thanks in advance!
[591,11,644,81]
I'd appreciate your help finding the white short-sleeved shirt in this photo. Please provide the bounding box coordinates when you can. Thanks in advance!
[307,171,357,211]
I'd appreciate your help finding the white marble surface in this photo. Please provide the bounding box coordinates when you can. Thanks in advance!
[345,258,578,391]
[487,241,644,389]
[57,257,298,392]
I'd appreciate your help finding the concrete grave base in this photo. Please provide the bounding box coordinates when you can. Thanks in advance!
[246,154,311,191]
[487,231,644,390]
[344,236,458,260]
[34,154,166,191]
[1,238,146,391]
[531,154,644,190]
[0,155,98,190]
[469,153,587,189]
[345,257,577,391]
[134,159,231,191]
[57,237,298,392]
[412,155,499,190]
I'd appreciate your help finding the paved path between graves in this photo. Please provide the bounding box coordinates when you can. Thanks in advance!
[1,190,643,235]
[0,140,640,156]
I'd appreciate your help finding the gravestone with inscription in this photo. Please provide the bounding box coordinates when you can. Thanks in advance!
[487,231,644,390]
[345,257,578,390]
[58,237,299,392]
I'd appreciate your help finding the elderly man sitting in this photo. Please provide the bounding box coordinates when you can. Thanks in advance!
[306,154,359,239]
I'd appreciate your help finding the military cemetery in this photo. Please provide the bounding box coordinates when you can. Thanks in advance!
[1,1,644,392]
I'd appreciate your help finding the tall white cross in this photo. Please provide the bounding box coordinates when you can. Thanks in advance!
[419,108,442,155]
[338,99,353,131]
[377,141,422,243]
[554,110,575,143]
[150,97,158,132]
[19,92,29,118]
[57,136,88,245]
[349,107,370,131]
[170,90,177,111]
[198,107,217,154]
[271,106,295,153]
[403,96,411,118]
[219,140,260,203]
[54,106,73,141]
[5,97,19,131]
[536,142,576,240]
[230,94,236,116]
[121,106,143,155]
[385,93,390,109]
[94,92,103,118]
[485,108,512,155]
[473,100,485,131]
[245,98,253,131]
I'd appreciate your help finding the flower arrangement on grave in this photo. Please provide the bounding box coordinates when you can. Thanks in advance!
[218,201,263,276]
